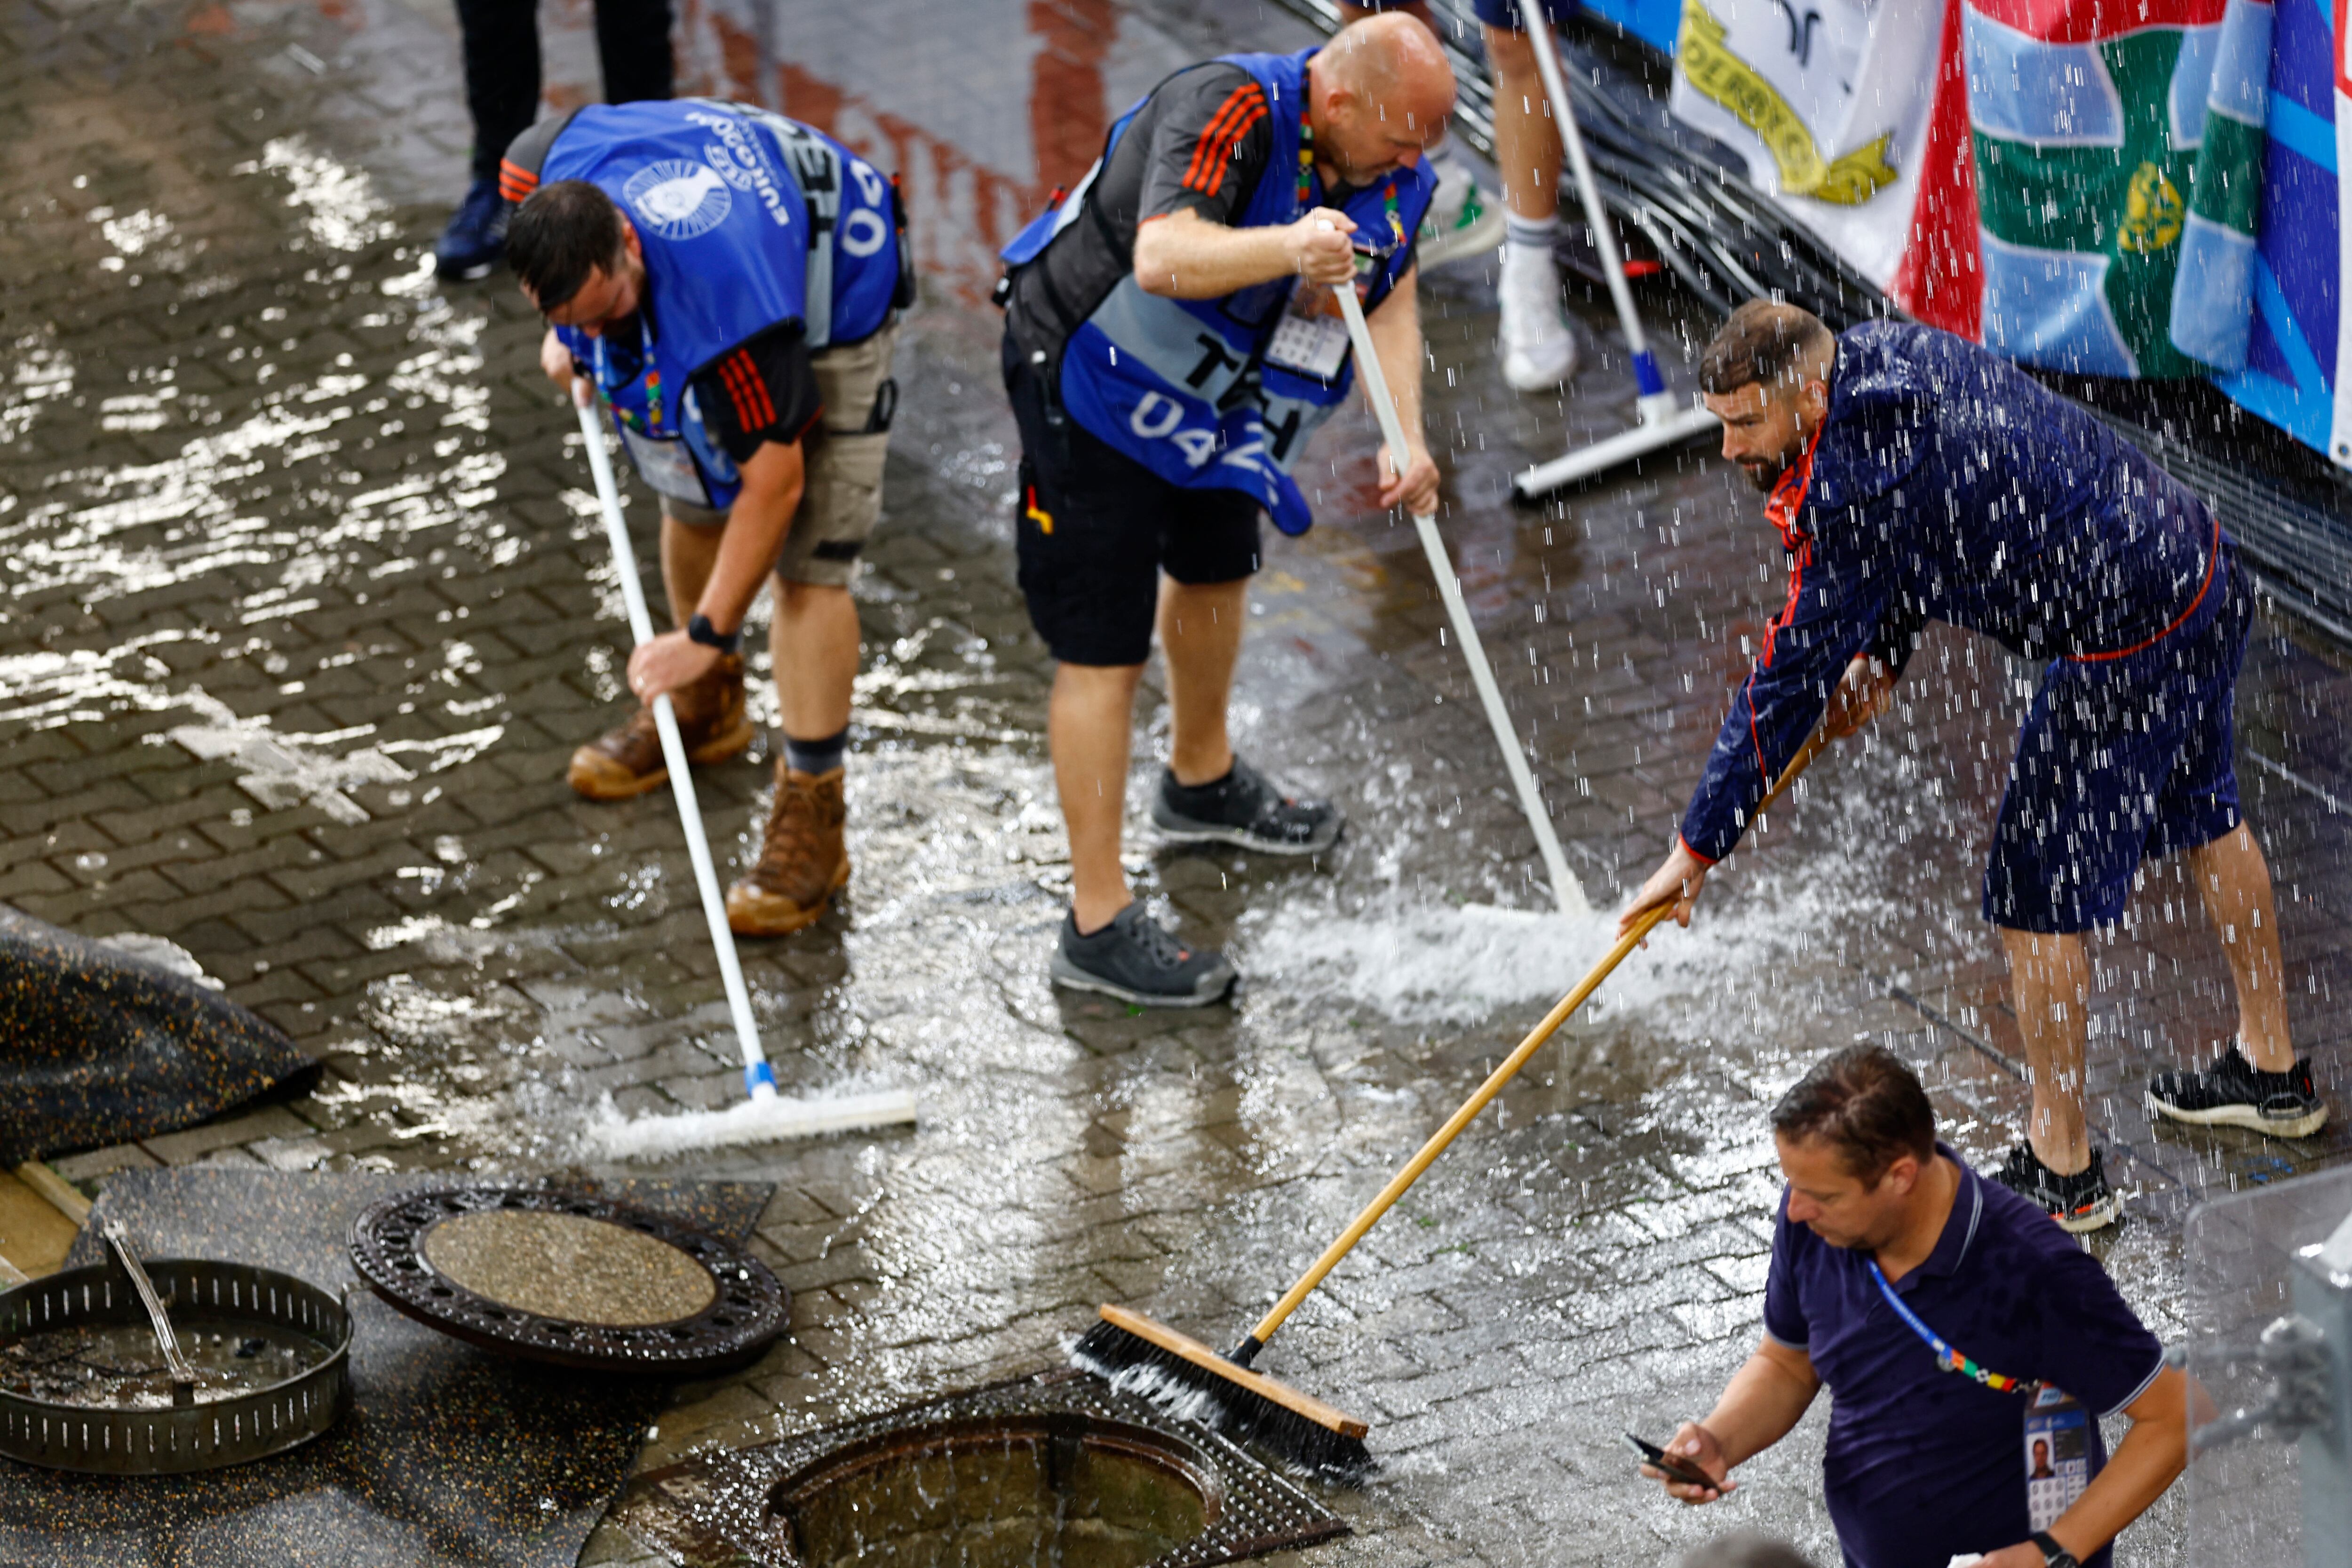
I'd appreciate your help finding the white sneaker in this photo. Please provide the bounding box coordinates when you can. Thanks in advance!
[1499,243,1579,391]
[1418,156,1504,268]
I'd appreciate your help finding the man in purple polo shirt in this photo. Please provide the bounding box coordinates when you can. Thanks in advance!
[1644,1046,2186,1568]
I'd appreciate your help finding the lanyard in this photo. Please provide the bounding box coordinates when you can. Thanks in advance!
[596,312,666,434]
[1295,124,1405,263]
[1865,1259,2029,1394]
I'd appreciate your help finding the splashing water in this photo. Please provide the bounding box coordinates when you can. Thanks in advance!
[1245,820,1910,1033]
[1246,901,1631,1027]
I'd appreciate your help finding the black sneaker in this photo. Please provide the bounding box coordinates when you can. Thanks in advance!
[1050,903,1236,1008]
[2147,1043,2328,1138]
[1990,1143,2120,1234]
[435,177,509,281]
[1151,756,1342,855]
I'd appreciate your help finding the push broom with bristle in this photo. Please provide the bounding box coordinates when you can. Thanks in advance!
[1508,18,1719,502]
[1074,736,1831,1474]
[570,388,917,1155]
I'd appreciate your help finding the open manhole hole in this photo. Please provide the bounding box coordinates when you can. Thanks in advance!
[775,1413,1216,1568]
[617,1371,1348,1568]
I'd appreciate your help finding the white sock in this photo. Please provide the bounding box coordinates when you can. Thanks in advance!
[1503,212,1558,265]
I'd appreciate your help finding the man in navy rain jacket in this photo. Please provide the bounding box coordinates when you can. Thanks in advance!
[1619,302,2326,1232]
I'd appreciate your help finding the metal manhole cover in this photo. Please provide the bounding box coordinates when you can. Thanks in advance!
[349,1185,786,1373]
[614,1370,1350,1568]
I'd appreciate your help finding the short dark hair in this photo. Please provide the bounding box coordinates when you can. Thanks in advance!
[1770,1044,1935,1185]
[1678,1533,1818,1568]
[1700,299,1834,396]
[507,180,627,311]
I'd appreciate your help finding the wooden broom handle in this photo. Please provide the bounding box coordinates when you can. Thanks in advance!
[1243,726,1831,1349]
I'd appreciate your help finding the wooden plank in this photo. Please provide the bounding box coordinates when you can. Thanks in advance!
[1096,1304,1369,1439]
[13,1161,92,1225]
[0,1169,83,1279]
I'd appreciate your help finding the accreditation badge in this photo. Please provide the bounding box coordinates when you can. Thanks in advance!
[2023,1385,2094,1533]
[1265,283,1350,382]
[618,424,716,508]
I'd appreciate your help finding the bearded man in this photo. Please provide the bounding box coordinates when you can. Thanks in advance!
[1620,302,2326,1231]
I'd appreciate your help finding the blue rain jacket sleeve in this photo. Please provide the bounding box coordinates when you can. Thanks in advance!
[1678,513,1893,865]
[1676,375,1927,866]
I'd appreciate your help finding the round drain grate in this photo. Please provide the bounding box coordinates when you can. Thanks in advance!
[350,1186,786,1373]
[768,1413,1222,1568]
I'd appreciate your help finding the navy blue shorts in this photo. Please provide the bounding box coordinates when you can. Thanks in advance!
[1984,542,2251,934]
[1351,0,1574,27]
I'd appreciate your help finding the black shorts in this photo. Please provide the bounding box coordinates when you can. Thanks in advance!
[1003,335,1262,668]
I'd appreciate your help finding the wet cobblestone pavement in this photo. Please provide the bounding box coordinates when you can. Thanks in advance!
[2,0,2349,1564]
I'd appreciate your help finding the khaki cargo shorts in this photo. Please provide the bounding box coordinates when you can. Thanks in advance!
[664,319,898,589]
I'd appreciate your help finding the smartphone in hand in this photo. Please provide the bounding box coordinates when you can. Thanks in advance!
[1625,1432,1718,1489]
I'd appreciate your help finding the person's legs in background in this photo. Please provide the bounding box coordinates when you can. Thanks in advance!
[440,0,541,279]
[594,0,675,104]
[1478,1,1578,389]
[1997,927,2098,1160]
[2185,824,2295,1069]
[1335,1,1504,266]
[1981,660,2129,1231]
[438,0,675,280]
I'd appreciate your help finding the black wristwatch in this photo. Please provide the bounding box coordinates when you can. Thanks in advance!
[686,613,742,655]
[2030,1531,2079,1568]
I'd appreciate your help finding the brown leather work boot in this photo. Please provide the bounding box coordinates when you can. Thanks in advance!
[567,653,754,801]
[726,763,849,936]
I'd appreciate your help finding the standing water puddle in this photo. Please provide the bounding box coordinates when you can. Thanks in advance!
[617,1373,1345,1568]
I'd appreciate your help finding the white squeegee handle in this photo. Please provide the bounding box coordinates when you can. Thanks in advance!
[1328,272,1586,916]
[1526,19,1681,427]
[575,394,780,1102]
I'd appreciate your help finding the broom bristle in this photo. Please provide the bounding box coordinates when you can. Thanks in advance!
[1071,1315,1374,1480]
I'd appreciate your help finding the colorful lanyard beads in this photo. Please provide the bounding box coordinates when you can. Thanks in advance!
[1866,1259,2029,1393]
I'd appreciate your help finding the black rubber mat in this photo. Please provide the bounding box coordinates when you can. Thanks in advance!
[0,1168,773,1567]
[0,909,310,1167]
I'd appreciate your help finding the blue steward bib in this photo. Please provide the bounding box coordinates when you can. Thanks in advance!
[546,100,902,509]
[1000,48,1432,536]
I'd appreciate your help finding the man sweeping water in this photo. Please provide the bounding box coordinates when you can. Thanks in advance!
[503,97,911,939]
[1620,301,2328,1233]
[993,14,1452,1005]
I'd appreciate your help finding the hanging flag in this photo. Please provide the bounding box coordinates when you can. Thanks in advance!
[2197,0,2344,465]
[1669,0,1980,334]
[1966,0,2227,378]
[2334,0,2352,467]
[2169,0,2273,370]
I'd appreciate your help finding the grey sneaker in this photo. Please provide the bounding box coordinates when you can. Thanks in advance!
[1151,757,1342,855]
[1050,904,1236,1008]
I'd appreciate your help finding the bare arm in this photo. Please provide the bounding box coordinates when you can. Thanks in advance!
[1648,1335,1821,1504]
[1133,207,1357,299]
[1363,264,1438,516]
[703,439,805,628]
[625,438,806,700]
[1977,1368,2188,1568]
